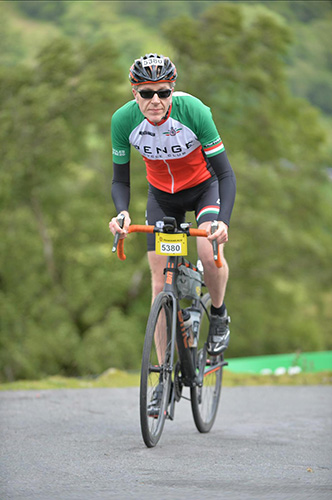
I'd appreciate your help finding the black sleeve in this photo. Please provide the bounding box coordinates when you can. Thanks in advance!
[208,150,236,226]
[111,162,130,213]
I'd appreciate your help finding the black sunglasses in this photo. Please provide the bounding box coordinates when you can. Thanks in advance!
[136,88,172,99]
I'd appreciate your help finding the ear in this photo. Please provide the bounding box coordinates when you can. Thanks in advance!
[132,88,139,102]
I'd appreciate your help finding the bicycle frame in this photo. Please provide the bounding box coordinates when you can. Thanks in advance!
[161,253,228,421]
[163,254,199,420]
[163,255,197,384]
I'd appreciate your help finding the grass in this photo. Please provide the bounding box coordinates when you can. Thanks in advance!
[1,368,331,391]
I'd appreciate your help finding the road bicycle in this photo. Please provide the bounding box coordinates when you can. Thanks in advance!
[113,215,228,447]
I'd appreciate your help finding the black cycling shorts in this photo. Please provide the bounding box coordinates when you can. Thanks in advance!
[145,177,220,251]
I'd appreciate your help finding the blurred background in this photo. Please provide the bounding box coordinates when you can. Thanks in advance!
[1,1,331,382]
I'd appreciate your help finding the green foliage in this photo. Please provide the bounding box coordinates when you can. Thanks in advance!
[116,1,216,25]
[162,3,326,164]
[259,0,332,115]
[0,9,26,66]
[0,1,331,382]
[263,0,332,24]
[59,1,174,68]
[287,16,332,115]
[13,0,67,22]
[226,154,332,357]
[0,35,151,381]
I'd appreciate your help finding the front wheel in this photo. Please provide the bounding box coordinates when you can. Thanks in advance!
[140,292,173,447]
[190,293,224,433]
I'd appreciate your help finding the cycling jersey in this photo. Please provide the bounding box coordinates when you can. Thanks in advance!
[111,92,225,193]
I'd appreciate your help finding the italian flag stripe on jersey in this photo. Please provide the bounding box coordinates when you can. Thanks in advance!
[196,205,220,221]
[204,140,225,157]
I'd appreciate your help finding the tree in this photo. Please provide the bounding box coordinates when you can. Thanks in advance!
[162,3,326,164]
[12,0,67,22]
[0,9,25,67]
[1,3,331,381]
[0,37,147,381]
[162,2,332,358]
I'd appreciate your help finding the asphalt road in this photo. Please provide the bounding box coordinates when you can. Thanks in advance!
[1,385,331,500]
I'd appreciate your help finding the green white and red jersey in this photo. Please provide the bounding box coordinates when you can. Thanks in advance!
[112,92,225,193]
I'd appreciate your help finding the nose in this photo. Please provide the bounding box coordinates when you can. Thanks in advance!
[151,93,161,103]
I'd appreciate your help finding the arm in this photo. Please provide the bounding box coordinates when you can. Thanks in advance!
[188,96,236,227]
[111,161,130,213]
[208,150,236,227]
[206,150,236,246]
[110,104,132,236]
[109,161,131,236]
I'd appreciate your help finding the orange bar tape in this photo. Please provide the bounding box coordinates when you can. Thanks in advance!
[117,225,222,267]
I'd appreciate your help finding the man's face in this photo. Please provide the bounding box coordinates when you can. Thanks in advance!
[132,82,173,124]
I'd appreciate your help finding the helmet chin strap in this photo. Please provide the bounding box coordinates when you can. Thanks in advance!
[153,105,171,125]
[162,105,170,121]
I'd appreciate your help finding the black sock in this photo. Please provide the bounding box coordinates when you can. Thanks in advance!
[211,303,226,316]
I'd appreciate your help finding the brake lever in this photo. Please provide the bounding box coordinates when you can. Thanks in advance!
[112,213,125,253]
[211,220,219,261]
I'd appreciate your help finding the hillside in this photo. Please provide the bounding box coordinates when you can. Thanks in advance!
[0,1,331,381]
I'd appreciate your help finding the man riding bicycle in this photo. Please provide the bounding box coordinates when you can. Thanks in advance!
[109,53,236,357]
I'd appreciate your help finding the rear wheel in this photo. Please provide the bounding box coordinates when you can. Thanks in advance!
[190,293,223,433]
[140,292,173,447]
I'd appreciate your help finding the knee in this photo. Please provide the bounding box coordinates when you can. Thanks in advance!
[152,278,164,297]
[201,251,229,276]
[151,268,165,297]
[148,252,167,299]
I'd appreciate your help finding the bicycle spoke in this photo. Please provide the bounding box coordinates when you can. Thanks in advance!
[140,293,173,447]
[190,294,224,433]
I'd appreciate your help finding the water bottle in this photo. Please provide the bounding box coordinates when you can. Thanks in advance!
[187,307,201,348]
[182,309,194,347]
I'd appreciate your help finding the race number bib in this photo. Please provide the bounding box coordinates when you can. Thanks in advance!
[155,233,188,256]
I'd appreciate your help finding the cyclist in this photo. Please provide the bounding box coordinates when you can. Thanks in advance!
[109,53,236,358]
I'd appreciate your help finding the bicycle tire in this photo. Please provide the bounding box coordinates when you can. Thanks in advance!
[190,293,223,433]
[140,292,173,447]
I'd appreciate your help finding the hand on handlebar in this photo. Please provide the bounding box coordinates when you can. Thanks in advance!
[109,211,131,252]
[207,221,228,245]
[109,211,131,236]
[207,221,228,262]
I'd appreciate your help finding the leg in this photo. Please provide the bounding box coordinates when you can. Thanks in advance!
[148,251,168,303]
[145,188,178,364]
[196,221,229,308]
[197,221,230,355]
[147,251,168,364]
